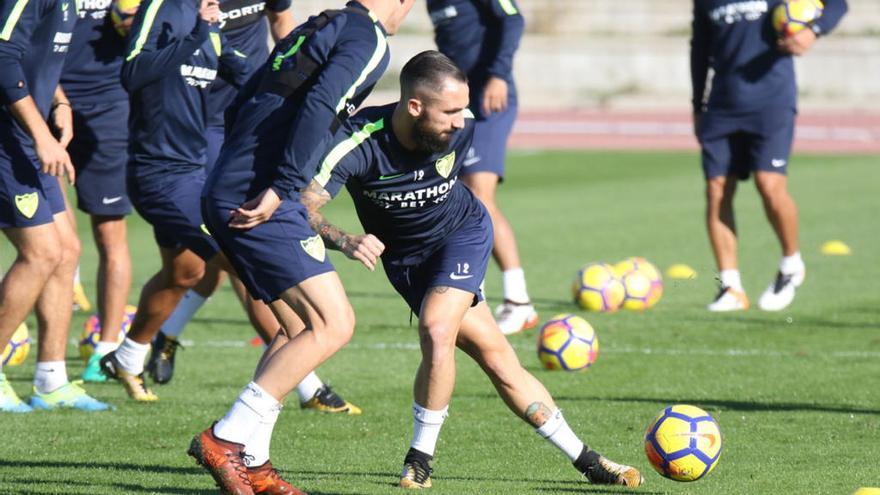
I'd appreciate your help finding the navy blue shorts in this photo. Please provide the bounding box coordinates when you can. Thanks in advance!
[384,208,492,315]
[0,135,66,228]
[68,100,132,216]
[698,109,795,180]
[202,197,335,303]
[461,103,517,181]
[128,170,219,261]
[205,125,224,175]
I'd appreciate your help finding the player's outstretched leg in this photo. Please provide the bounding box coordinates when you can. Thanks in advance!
[754,172,805,311]
[705,176,749,311]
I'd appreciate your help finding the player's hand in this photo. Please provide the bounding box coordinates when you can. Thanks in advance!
[482,77,508,115]
[777,29,816,56]
[341,233,384,271]
[199,0,220,24]
[35,135,75,185]
[229,188,281,229]
[51,102,73,148]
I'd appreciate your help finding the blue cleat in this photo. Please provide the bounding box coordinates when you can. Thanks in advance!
[29,381,114,411]
[0,373,32,413]
[82,352,109,383]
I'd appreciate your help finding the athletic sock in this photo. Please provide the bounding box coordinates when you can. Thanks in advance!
[295,371,324,404]
[779,251,804,275]
[502,268,530,304]
[410,402,448,457]
[115,338,150,375]
[719,269,743,292]
[535,408,585,461]
[34,361,68,394]
[94,341,118,356]
[161,290,207,338]
[243,400,282,466]
[214,381,281,449]
[74,265,81,285]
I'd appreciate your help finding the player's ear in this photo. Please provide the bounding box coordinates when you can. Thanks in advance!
[407,98,423,118]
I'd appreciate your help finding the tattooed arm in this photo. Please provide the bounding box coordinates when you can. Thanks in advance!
[301,180,385,271]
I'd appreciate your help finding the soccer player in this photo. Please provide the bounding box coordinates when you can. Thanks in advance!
[428,0,535,335]
[691,0,847,311]
[302,50,643,490]
[189,1,414,492]
[0,0,110,411]
[59,0,138,382]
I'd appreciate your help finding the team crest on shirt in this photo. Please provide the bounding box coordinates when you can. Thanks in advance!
[434,151,455,179]
[300,235,326,262]
[15,193,39,219]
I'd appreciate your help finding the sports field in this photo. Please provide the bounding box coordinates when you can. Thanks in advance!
[1,150,877,494]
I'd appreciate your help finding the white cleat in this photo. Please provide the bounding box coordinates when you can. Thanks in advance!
[707,286,750,312]
[758,269,805,311]
[494,300,539,335]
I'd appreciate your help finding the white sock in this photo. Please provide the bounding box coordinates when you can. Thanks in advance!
[74,265,81,285]
[295,371,324,404]
[214,381,281,448]
[115,338,150,375]
[719,269,743,292]
[779,251,804,275]
[95,341,119,356]
[536,409,585,461]
[244,404,282,466]
[161,290,208,338]
[410,402,448,457]
[34,361,68,394]
[502,268,529,304]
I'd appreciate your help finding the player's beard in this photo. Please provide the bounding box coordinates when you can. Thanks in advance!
[412,116,452,154]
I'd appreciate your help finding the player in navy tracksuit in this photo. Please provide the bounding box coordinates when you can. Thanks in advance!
[0,0,109,412]
[692,0,847,312]
[301,50,644,489]
[60,0,136,382]
[190,2,414,493]
[428,0,535,335]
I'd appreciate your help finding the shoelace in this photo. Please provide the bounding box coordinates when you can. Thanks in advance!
[405,459,431,484]
[232,453,254,486]
[316,386,346,408]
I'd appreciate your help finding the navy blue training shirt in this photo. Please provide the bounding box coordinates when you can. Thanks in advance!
[122,0,249,181]
[315,103,482,266]
[205,1,390,204]
[60,0,126,104]
[427,0,523,118]
[0,0,77,144]
[206,0,292,128]
[691,0,847,114]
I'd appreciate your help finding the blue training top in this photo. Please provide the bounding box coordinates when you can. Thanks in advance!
[122,0,249,181]
[315,103,484,266]
[427,0,523,118]
[60,0,127,104]
[691,0,847,114]
[204,1,391,204]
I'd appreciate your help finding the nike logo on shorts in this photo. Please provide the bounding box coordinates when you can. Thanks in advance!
[449,272,473,281]
[771,159,787,168]
[102,196,123,205]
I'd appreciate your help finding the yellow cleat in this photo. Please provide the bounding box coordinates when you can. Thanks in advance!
[300,385,361,415]
[72,281,92,312]
[99,351,158,402]
[399,451,433,489]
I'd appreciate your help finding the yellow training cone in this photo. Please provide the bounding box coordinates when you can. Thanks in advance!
[853,488,880,495]
[821,240,851,256]
[666,264,697,280]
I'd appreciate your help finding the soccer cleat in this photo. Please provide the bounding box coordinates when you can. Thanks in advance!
[758,269,805,311]
[99,351,158,402]
[72,281,92,312]
[188,425,255,495]
[0,373,33,413]
[146,332,182,385]
[707,286,749,312]
[247,460,306,495]
[399,448,433,489]
[574,447,643,488]
[82,351,109,383]
[28,381,112,411]
[494,300,539,335]
[300,385,361,415]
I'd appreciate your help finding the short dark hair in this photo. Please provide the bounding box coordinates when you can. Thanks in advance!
[399,50,467,98]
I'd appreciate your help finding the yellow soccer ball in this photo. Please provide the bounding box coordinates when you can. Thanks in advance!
[772,0,824,37]
[645,405,722,482]
[615,257,663,311]
[79,305,137,361]
[1,323,31,367]
[572,262,625,312]
[537,314,599,371]
[110,0,142,37]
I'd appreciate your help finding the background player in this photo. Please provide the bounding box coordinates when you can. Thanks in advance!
[692,0,848,312]
[303,50,643,489]
[428,0,535,335]
[0,0,109,411]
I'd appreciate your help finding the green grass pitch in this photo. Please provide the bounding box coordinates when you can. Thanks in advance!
[1,150,878,494]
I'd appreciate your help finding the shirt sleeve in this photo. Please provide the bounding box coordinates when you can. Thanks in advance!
[812,0,848,36]
[216,30,251,87]
[690,0,711,114]
[121,0,209,93]
[312,121,374,198]
[0,0,50,105]
[481,0,524,80]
